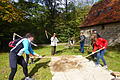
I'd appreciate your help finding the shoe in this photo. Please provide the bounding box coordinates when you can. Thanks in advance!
[94,57,97,60]
[103,65,108,69]
[27,64,30,66]
[95,64,101,67]
[31,62,35,64]
[25,77,33,80]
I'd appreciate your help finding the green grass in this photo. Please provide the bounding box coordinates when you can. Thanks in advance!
[0,45,120,80]
[105,50,120,71]
[0,52,52,80]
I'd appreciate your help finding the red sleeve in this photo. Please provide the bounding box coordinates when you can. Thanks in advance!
[93,43,98,52]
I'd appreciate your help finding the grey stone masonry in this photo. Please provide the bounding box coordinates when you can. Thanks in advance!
[80,22,120,46]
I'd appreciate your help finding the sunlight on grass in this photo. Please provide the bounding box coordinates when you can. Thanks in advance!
[0,45,120,80]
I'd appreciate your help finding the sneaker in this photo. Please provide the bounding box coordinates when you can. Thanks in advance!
[103,65,108,69]
[95,64,101,67]
[25,77,33,80]
[30,62,34,64]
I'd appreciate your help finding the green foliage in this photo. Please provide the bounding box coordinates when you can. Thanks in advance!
[98,0,103,2]
[0,0,26,51]
[54,3,91,42]
[0,0,91,51]
[0,0,24,22]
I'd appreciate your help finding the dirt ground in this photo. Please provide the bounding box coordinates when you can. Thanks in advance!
[49,55,115,80]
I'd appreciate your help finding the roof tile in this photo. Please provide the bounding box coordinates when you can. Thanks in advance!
[80,0,120,27]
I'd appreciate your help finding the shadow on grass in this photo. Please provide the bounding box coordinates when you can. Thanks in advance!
[21,60,50,80]
[55,46,81,55]
[33,55,46,63]
[55,47,71,55]
[29,60,50,77]
[34,58,41,63]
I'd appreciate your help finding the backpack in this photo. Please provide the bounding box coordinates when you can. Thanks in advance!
[9,38,23,48]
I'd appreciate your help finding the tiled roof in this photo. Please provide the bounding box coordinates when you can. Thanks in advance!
[80,0,120,27]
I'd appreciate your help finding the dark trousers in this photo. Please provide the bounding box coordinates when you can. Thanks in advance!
[9,52,28,80]
[51,46,56,55]
[26,54,34,64]
[80,42,84,53]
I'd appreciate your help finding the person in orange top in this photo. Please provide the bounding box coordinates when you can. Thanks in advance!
[92,34,108,68]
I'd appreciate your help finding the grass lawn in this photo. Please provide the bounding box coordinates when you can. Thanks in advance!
[0,45,120,80]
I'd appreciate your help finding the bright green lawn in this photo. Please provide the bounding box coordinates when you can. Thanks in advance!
[0,45,120,80]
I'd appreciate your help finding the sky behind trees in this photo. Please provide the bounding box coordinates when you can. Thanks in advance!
[13,0,99,5]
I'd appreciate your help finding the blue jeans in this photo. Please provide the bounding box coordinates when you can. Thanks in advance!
[80,42,84,53]
[96,49,107,65]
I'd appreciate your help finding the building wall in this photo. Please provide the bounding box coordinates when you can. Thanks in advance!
[80,22,120,46]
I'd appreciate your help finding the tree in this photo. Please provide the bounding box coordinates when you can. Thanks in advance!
[0,0,24,22]
[0,0,25,51]
[0,0,92,51]
[54,1,91,42]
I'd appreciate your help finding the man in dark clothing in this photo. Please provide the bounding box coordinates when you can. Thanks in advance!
[80,31,86,53]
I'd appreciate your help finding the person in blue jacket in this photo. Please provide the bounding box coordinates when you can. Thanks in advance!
[9,33,41,80]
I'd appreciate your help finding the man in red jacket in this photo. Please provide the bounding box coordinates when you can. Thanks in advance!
[92,34,108,68]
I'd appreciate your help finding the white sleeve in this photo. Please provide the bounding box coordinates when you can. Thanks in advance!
[56,38,59,42]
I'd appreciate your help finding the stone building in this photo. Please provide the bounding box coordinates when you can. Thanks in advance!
[80,0,120,46]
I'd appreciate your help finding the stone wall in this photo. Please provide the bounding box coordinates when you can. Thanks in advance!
[80,22,120,46]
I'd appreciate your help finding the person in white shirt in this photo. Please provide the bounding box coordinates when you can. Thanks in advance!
[50,33,59,55]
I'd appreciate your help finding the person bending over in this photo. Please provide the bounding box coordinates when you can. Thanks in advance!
[9,33,41,80]
[92,34,108,68]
